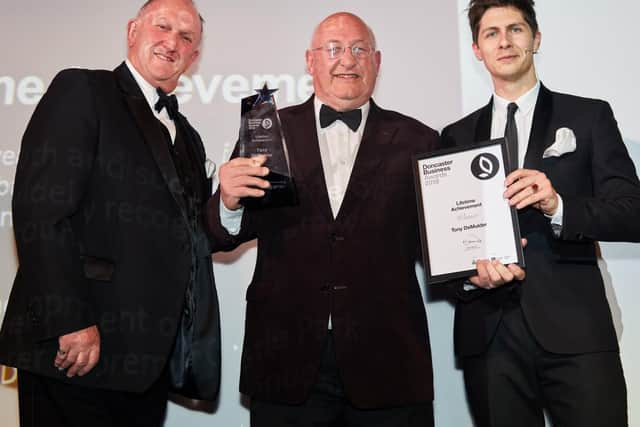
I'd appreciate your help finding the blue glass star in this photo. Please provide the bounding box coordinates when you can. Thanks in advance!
[253,83,278,106]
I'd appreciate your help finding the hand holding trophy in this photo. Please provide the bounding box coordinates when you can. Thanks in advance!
[231,84,297,209]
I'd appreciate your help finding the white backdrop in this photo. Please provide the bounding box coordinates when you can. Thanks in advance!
[0,1,638,426]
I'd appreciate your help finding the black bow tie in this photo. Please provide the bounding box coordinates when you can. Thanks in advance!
[319,104,362,132]
[154,88,179,121]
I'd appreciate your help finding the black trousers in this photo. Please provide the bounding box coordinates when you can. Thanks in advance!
[250,332,434,427]
[18,369,170,427]
[462,303,627,427]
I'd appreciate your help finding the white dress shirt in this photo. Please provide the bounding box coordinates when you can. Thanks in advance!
[491,81,563,227]
[125,59,176,143]
[220,97,371,231]
[314,97,370,218]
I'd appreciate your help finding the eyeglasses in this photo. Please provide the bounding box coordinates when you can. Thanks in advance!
[311,42,375,60]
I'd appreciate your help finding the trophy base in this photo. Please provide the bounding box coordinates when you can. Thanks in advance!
[240,172,298,209]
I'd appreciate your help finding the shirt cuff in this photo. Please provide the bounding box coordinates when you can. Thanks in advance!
[463,280,478,291]
[219,199,244,236]
[545,193,564,237]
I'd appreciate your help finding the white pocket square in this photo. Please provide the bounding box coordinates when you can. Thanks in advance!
[205,158,217,178]
[543,127,576,158]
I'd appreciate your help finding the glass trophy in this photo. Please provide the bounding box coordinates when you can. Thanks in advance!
[232,84,297,208]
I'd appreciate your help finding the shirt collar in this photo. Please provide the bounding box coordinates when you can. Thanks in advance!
[125,59,175,114]
[313,96,370,133]
[492,80,540,117]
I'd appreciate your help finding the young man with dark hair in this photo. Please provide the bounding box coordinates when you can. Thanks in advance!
[442,1,640,426]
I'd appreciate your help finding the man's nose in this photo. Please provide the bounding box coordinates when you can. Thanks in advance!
[339,47,357,67]
[498,32,512,48]
[163,32,179,50]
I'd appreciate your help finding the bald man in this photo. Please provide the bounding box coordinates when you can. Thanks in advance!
[0,1,221,425]
[208,12,439,427]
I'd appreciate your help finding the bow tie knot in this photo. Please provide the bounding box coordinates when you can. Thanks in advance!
[319,104,362,132]
[154,88,179,121]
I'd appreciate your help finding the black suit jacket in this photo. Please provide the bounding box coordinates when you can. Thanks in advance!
[0,63,220,396]
[208,97,439,408]
[441,84,640,357]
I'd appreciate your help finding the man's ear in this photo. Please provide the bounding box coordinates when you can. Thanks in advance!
[472,42,483,61]
[533,31,541,53]
[305,49,314,74]
[127,19,138,48]
[187,49,200,68]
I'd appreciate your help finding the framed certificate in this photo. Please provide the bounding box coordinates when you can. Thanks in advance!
[413,139,525,283]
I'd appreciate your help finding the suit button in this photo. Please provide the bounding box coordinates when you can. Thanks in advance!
[28,310,39,325]
[330,234,345,242]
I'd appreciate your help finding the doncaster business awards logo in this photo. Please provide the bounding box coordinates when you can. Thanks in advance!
[470,153,499,180]
[261,118,273,130]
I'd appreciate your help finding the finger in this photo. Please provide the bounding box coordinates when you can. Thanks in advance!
[474,260,492,289]
[54,348,69,368]
[222,178,271,201]
[227,182,269,198]
[514,190,550,210]
[509,176,554,208]
[233,187,266,199]
[504,174,539,199]
[484,260,504,286]
[230,175,271,190]
[78,348,100,377]
[250,155,268,166]
[492,261,515,283]
[60,348,79,370]
[507,264,526,281]
[509,185,542,208]
[226,156,266,168]
[223,165,270,180]
[66,352,88,378]
[504,168,535,186]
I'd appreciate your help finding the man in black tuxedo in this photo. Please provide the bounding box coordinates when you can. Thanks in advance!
[0,0,221,425]
[441,1,640,426]
[208,12,438,427]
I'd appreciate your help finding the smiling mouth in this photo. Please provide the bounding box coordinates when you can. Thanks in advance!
[333,73,360,80]
[154,52,176,63]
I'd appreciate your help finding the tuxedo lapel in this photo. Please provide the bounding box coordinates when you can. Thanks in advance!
[474,99,493,143]
[523,84,554,170]
[114,63,188,220]
[474,88,554,171]
[282,96,334,223]
[336,100,392,222]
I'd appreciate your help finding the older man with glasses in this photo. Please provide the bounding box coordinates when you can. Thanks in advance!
[208,11,440,427]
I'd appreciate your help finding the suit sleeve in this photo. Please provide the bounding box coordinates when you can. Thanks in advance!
[561,101,640,242]
[12,69,99,341]
[206,190,257,252]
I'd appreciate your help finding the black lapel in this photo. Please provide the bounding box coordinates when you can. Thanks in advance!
[474,98,493,143]
[176,115,209,202]
[523,83,554,170]
[336,99,394,222]
[114,63,188,218]
[281,96,334,223]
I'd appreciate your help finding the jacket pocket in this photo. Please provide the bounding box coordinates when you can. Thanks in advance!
[81,255,115,282]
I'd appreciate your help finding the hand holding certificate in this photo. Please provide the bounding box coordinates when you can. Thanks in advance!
[413,139,525,283]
